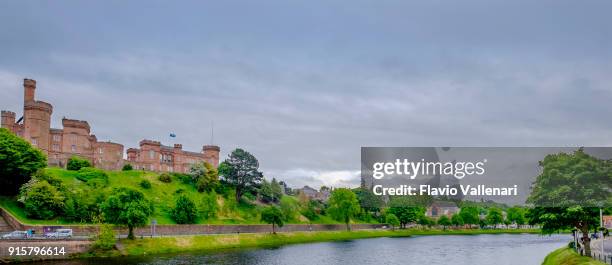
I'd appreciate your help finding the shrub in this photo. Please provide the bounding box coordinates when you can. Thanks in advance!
[171,194,198,224]
[158,173,172,183]
[189,162,219,192]
[76,167,109,187]
[386,213,400,230]
[121,164,133,171]
[67,156,92,171]
[279,196,299,222]
[0,128,46,195]
[93,223,116,250]
[139,179,152,189]
[200,191,218,219]
[18,179,65,220]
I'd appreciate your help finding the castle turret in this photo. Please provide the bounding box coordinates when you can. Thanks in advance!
[23,78,36,103]
[203,145,220,167]
[1,110,16,131]
[22,79,53,153]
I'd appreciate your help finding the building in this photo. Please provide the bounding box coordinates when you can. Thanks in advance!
[126,141,219,173]
[426,201,460,219]
[1,78,220,172]
[296,186,331,202]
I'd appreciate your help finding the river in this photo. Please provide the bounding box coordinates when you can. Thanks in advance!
[48,233,569,265]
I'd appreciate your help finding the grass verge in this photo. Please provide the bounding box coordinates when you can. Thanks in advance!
[542,247,606,265]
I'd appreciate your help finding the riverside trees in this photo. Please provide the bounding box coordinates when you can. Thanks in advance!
[0,128,46,195]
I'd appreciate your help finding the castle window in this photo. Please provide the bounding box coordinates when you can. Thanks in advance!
[31,138,37,146]
[53,135,61,142]
[71,145,77,152]
[99,148,103,154]
[53,144,60,151]
[149,150,155,159]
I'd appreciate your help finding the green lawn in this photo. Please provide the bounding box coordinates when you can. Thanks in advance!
[0,167,364,226]
[542,247,606,265]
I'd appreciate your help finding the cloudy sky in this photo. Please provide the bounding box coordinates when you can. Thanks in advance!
[1,0,611,189]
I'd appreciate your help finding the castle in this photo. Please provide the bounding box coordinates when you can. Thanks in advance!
[1,78,220,172]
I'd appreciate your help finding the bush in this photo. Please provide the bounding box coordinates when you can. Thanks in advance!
[93,224,116,250]
[122,164,133,171]
[279,196,299,222]
[189,162,219,192]
[0,128,46,195]
[76,167,109,187]
[67,156,92,171]
[200,191,218,219]
[158,173,172,183]
[171,195,198,224]
[139,179,152,189]
[18,179,65,220]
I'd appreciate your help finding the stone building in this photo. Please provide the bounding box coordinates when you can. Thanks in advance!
[425,201,460,219]
[1,78,220,172]
[125,141,220,173]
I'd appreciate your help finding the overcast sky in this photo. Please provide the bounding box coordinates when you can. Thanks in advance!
[1,0,611,189]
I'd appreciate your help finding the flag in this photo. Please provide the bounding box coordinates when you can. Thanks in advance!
[169,133,176,138]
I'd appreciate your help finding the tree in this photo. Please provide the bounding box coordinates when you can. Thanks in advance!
[171,194,198,224]
[200,191,218,219]
[417,215,435,228]
[261,206,284,234]
[486,208,503,227]
[387,196,426,229]
[279,196,299,222]
[190,162,219,192]
[327,188,361,231]
[67,156,92,171]
[527,149,611,256]
[271,178,283,201]
[386,213,400,230]
[218,149,263,201]
[18,179,65,219]
[437,215,451,229]
[459,206,480,227]
[506,207,526,225]
[259,179,276,203]
[101,187,153,239]
[0,128,46,195]
[451,213,464,227]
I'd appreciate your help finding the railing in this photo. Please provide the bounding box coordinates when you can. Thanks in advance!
[591,252,612,264]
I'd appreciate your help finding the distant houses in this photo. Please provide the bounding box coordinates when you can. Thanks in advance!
[425,201,460,219]
[295,185,331,202]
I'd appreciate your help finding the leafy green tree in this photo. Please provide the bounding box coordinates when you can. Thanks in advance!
[459,206,480,226]
[218,149,263,201]
[387,197,426,229]
[101,187,153,239]
[355,188,384,213]
[271,178,283,201]
[437,215,451,229]
[200,191,218,219]
[327,188,361,231]
[93,223,116,250]
[486,208,504,227]
[300,200,319,221]
[527,149,611,256]
[261,206,284,234]
[279,196,298,222]
[259,179,276,203]
[386,213,400,230]
[67,156,92,171]
[417,215,435,228]
[171,194,198,224]
[506,207,526,225]
[18,179,65,219]
[451,213,464,227]
[190,161,219,192]
[122,164,133,171]
[0,128,46,195]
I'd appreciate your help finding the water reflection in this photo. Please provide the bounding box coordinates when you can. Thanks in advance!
[46,233,569,265]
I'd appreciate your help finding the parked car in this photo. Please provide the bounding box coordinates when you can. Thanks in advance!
[2,231,28,239]
[44,229,73,239]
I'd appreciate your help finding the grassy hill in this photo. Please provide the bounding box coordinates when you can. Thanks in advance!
[0,168,353,226]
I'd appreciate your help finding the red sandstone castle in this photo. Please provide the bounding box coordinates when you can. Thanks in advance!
[1,79,220,172]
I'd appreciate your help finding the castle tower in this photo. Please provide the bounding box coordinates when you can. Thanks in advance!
[1,111,16,131]
[22,79,53,153]
[203,145,220,167]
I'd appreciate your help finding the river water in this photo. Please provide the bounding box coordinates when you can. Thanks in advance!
[51,233,569,265]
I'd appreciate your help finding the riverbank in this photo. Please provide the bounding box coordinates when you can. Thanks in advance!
[85,228,541,258]
[542,247,606,265]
